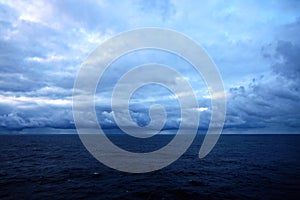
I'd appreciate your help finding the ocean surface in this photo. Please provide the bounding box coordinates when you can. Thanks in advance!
[0,133,300,199]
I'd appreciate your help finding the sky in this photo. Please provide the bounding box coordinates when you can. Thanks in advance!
[0,0,299,133]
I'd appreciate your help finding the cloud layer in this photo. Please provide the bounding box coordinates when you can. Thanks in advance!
[0,0,299,133]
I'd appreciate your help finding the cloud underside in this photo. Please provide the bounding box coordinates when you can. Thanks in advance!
[0,0,299,133]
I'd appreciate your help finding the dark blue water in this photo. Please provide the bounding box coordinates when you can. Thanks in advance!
[0,133,299,199]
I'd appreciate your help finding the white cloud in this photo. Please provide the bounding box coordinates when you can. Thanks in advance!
[0,95,72,106]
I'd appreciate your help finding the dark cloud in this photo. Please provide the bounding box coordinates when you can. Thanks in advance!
[136,0,176,20]
[0,104,74,130]
[226,33,300,131]
[272,40,300,80]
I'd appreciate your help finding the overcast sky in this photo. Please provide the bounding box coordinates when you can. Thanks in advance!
[0,0,299,133]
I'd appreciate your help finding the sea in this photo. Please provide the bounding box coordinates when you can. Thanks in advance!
[0,132,299,199]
